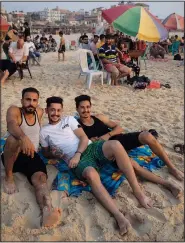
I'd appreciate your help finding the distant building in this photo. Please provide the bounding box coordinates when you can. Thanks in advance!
[134,2,149,10]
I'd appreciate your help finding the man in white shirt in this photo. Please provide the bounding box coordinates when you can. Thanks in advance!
[0,37,29,85]
[40,96,153,235]
[25,36,41,63]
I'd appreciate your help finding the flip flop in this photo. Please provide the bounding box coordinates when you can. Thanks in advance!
[148,129,159,139]
[173,144,184,155]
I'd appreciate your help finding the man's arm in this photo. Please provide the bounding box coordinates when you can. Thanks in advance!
[95,114,123,141]
[68,127,89,168]
[6,106,35,157]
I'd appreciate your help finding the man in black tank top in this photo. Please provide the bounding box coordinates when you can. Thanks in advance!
[75,95,184,182]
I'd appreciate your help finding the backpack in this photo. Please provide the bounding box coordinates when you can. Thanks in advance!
[174,54,181,60]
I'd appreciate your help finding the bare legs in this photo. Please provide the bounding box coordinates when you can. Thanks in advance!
[3,135,61,227]
[139,131,184,181]
[103,141,153,209]
[82,167,131,235]
[31,172,61,227]
[131,159,182,198]
[1,70,9,86]
[3,135,20,194]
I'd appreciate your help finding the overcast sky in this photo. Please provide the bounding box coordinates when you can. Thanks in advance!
[2,1,184,19]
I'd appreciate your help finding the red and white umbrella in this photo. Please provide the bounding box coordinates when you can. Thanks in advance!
[162,13,184,31]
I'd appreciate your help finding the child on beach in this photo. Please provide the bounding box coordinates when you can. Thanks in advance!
[58,31,65,61]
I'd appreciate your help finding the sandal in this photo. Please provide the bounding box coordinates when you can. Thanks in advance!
[173,144,184,155]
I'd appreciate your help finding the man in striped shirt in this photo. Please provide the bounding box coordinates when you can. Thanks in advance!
[99,35,131,85]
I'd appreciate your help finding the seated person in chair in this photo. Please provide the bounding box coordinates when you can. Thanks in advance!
[75,94,184,182]
[99,34,131,86]
[0,36,29,85]
[117,40,140,76]
[48,35,57,52]
[25,36,41,63]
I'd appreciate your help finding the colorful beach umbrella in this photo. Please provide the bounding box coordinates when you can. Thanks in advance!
[162,13,184,31]
[102,5,168,42]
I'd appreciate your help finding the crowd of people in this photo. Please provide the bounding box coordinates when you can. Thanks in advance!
[78,33,142,85]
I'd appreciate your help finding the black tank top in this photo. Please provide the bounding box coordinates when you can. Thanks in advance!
[77,116,110,139]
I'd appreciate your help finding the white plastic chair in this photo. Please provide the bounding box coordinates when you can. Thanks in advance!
[77,49,103,89]
[98,59,111,85]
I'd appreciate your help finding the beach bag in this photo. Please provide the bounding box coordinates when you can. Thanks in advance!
[147,80,161,89]
[174,54,181,60]
[134,81,147,89]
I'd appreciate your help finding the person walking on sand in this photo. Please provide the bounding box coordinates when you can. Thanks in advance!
[40,96,154,235]
[58,31,65,61]
[1,87,61,227]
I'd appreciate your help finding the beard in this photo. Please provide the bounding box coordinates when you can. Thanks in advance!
[23,106,36,114]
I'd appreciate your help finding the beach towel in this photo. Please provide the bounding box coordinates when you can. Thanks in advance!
[0,138,165,197]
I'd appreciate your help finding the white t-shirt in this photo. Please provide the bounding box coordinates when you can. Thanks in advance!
[9,42,29,62]
[25,41,36,52]
[40,116,91,164]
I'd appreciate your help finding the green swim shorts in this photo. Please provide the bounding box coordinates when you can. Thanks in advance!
[72,140,111,180]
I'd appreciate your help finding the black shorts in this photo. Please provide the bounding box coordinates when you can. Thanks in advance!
[58,45,65,53]
[109,132,142,151]
[0,59,17,77]
[1,152,47,185]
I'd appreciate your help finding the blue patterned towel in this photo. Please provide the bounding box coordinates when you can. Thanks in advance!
[0,138,165,197]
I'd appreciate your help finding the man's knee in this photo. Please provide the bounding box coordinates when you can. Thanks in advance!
[111,68,119,79]
[4,135,20,151]
[139,131,156,144]
[31,172,47,187]
[107,140,123,151]
[82,167,99,183]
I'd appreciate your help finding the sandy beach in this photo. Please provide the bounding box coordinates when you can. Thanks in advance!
[1,34,184,241]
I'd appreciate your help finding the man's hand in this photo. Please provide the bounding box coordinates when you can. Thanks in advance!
[19,135,35,158]
[91,137,99,142]
[68,153,81,168]
[98,134,110,141]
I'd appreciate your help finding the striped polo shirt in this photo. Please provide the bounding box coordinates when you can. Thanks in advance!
[99,43,118,63]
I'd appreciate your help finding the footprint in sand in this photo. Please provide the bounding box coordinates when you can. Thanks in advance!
[125,213,153,236]
[140,207,167,223]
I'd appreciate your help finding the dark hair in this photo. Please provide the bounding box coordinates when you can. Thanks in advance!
[59,31,63,36]
[22,87,39,98]
[105,34,112,40]
[175,35,178,38]
[5,35,11,41]
[117,39,125,50]
[46,96,63,107]
[82,35,88,40]
[100,34,105,40]
[75,95,91,108]
[94,34,99,39]
[24,22,29,26]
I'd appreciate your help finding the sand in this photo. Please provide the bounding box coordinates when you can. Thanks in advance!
[1,34,184,241]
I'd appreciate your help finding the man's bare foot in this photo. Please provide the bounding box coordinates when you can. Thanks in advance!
[169,167,184,181]
[115,213,131,235]
[165,181,182,198]
[4,177,18,194]
[135,192,153,209]
[42,206,62,227]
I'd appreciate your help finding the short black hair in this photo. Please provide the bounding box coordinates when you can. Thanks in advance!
[100,34,105,40]
[175,35,178,38]
[24,22,29,26]
[105,34,112,40]
[94,34,99,39]
[75,95,91,108]
[82,35,88,40]
[22,87,39,98]
[59,31,63,36]
[46,96,63,108]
